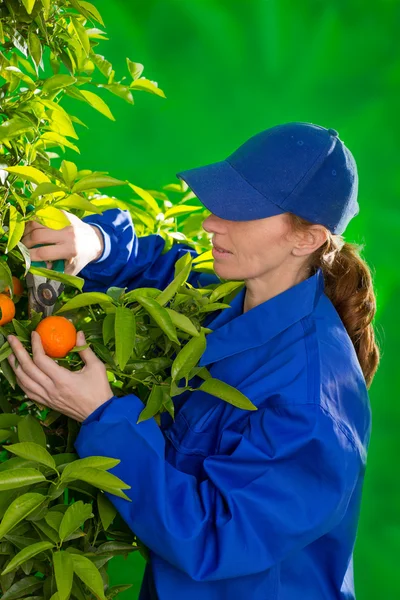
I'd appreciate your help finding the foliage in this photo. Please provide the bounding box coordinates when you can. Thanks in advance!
[0,1,252,598]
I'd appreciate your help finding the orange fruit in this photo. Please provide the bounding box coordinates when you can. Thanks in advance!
[5,276,24,297]
[35,316,77,358]
[0,294,16,326]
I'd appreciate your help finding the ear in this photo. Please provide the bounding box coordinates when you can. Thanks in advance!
[292,225,329,257]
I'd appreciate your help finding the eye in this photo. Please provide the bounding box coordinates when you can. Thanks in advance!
[332,169,337,176]
[297,140,304,146]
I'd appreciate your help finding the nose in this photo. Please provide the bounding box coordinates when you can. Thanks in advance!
[202,213,227,234]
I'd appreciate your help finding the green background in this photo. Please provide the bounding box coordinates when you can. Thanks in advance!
[68,1,399,597]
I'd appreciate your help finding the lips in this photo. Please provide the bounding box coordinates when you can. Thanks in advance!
[213,243,231,253]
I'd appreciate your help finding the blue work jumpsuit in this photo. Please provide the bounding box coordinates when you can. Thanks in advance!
[75,208,372,600]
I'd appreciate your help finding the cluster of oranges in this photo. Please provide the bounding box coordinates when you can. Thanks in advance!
[0,276,77,358]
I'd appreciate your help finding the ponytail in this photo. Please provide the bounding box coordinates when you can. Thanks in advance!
[287,213,381,389]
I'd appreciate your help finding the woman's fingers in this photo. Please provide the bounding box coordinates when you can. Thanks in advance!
[22,226,62,249]
[7,335,54,389]
[29,244,69,263]
[12,362,49,403]
[31,331,64,380]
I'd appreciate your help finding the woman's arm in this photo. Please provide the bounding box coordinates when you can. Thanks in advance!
[80,208,219,293]
[75,394,362,582]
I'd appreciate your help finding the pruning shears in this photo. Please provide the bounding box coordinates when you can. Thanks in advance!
[26,255,65,318]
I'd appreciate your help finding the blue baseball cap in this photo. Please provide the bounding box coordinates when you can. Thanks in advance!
[176,122,359,235]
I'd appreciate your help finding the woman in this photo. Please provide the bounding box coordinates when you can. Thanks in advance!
[7,122,380,599]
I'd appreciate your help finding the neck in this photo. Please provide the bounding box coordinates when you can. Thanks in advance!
[243,265,312,313]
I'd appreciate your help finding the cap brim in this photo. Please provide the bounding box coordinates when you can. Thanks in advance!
[176,159,285,221]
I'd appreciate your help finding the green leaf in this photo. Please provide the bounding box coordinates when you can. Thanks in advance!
[156,257,192,306]
[0,429,12,442]
[7,206,26,253]
[42,74,77,95]
[209,281,244,303]
[98,83,133,104]
[61,456,120,480]
[127,182,159,215]
[192,250,213,264]
[171,331,207,382]
[0,414,21,428]
[102,313,115,345]
[5,166,50,185]
[130,204,155,229]
[136,296,179,344]
[174,251,193,277]
[29,182,65,200]
[198,378,257,411]
[21,0,36,14]
[61,467,131,500]
[29,266,84,291]
[45,511,63,532]
[92,54,112,77]
[77,89,115,120]
[56,292,113,314]
[61,160,78,188]
[28,31,42,69]
[6,442,56,470]
[0,468,46,491]
[53,551,73,600]
[95,541,135,555]
[137,385,164,423]
[126,59,144,81]
[165,308,199,337]
[130,77,166,98]
[41,132,80,154]
[71,18,90,56]
[164,205,204,219]
[1,541,53,575]
[35,206,70,230]
[0,359,16,389]
[0,457,37,473]
[18,415,47,448]
[17,241,31,275]
[199,302,231,313]
[78,1,104,24]
[0,575,43,600]
[70,553,106,600]
[59,501,93,542]
[106,584,133,599]
[0,493,46,538]
[72,174,125,193]
[115,307,136,370]
[34,518,59,543]
[162,393,175,419]
[12,320,32,341]
[0,343,13,362]
[54,193,103,214]
[123,288,161,304]
[0,261,13,293]
[97,493,117,531]
[0,118,35,143]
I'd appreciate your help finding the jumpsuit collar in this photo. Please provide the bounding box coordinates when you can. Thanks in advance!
[199,267,325,366]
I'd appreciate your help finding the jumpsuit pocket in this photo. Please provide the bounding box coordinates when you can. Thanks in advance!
[164,390,223,457]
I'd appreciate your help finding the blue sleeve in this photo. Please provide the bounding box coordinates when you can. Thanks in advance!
[80,208,219,293]
[74,395,361,581]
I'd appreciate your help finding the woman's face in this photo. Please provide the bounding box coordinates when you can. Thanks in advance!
[202,212,305,281]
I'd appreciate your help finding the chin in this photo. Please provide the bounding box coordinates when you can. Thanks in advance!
[214,264,243,281]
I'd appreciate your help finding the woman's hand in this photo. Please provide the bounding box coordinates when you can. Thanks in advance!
[7,331,114,422]
[22,211,104,276]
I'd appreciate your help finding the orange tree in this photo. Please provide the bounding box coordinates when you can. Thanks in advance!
[0,1,255,599]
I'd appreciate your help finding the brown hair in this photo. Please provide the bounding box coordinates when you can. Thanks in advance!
[286,213,381,389]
